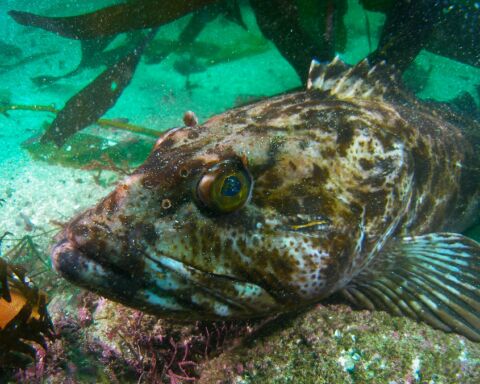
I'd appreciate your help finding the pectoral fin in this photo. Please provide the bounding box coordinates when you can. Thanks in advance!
[341,233,480,341]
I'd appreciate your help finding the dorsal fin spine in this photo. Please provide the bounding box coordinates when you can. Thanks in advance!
[307,56,389,101]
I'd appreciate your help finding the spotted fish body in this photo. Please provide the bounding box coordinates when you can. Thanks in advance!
[52,59,480,340]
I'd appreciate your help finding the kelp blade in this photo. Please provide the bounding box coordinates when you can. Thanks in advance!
[9,0,219,39]
[41,29,157,147]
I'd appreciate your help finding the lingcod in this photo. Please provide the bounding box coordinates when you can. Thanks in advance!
[51,58,480,341]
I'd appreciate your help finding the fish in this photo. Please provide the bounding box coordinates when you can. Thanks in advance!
[51,58,480,341]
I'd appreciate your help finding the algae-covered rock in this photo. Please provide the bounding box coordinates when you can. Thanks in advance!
[199,304,480,383]
[10,290,480,383]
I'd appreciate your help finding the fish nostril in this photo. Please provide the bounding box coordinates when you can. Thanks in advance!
[161,199,172,210]
[69,224,91,246]
[67,220,114,258]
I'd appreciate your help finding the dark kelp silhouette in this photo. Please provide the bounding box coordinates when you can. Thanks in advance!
[31,33,146,87]
[249,0,347,78]
[364,0,480,70]
[31,2,247,86]
[0,38,57,76]
[241,0,480,73]
[41,29,158,147]
[9,0,221,147]
[9,0,348,146]
[9,0,219,39]
[8,0,480,146]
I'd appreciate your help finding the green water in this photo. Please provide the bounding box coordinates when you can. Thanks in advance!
[0,0,480,383]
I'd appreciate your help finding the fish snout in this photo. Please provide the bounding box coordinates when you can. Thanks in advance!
[51,234,143,303]
[75,215,148,269]
[52,214,146,279]
[67,218,115,258]
[51,236,96,283]
[50,235,105,287]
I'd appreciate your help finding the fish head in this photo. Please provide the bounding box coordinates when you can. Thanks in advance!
[51,90,406,319]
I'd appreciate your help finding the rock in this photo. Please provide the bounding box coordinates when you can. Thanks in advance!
[198,304,480,383]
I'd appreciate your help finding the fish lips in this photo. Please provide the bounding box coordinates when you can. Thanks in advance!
[51,233,280,319]
[51,235,143,306]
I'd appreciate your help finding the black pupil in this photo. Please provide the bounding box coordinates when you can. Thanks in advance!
[221,175,242,197]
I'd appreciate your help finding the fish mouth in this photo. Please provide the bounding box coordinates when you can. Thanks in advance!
[51,235,279,319]
[51,236,143,305]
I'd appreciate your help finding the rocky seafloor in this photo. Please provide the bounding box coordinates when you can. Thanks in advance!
[5,284,479,383]
[200,304,480,384]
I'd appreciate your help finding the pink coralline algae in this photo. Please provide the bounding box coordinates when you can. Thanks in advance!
[15,291,256,383]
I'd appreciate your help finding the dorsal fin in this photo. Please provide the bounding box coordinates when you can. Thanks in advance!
[307,57,394,101]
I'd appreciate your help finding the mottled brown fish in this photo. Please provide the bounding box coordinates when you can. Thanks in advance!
[51,58,480,341]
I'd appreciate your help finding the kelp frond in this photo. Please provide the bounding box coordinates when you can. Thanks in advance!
[0,104,161,138]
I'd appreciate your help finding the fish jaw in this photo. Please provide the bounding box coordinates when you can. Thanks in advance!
[51,224,280,319]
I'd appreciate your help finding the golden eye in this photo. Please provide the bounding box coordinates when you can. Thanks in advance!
[196,159,253,214]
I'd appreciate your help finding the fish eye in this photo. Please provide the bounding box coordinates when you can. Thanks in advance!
[196,159,253,214]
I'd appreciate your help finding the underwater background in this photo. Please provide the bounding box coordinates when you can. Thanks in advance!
[0,0,480,382]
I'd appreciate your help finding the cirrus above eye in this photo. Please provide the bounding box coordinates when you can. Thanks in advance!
[196,159,253,214]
